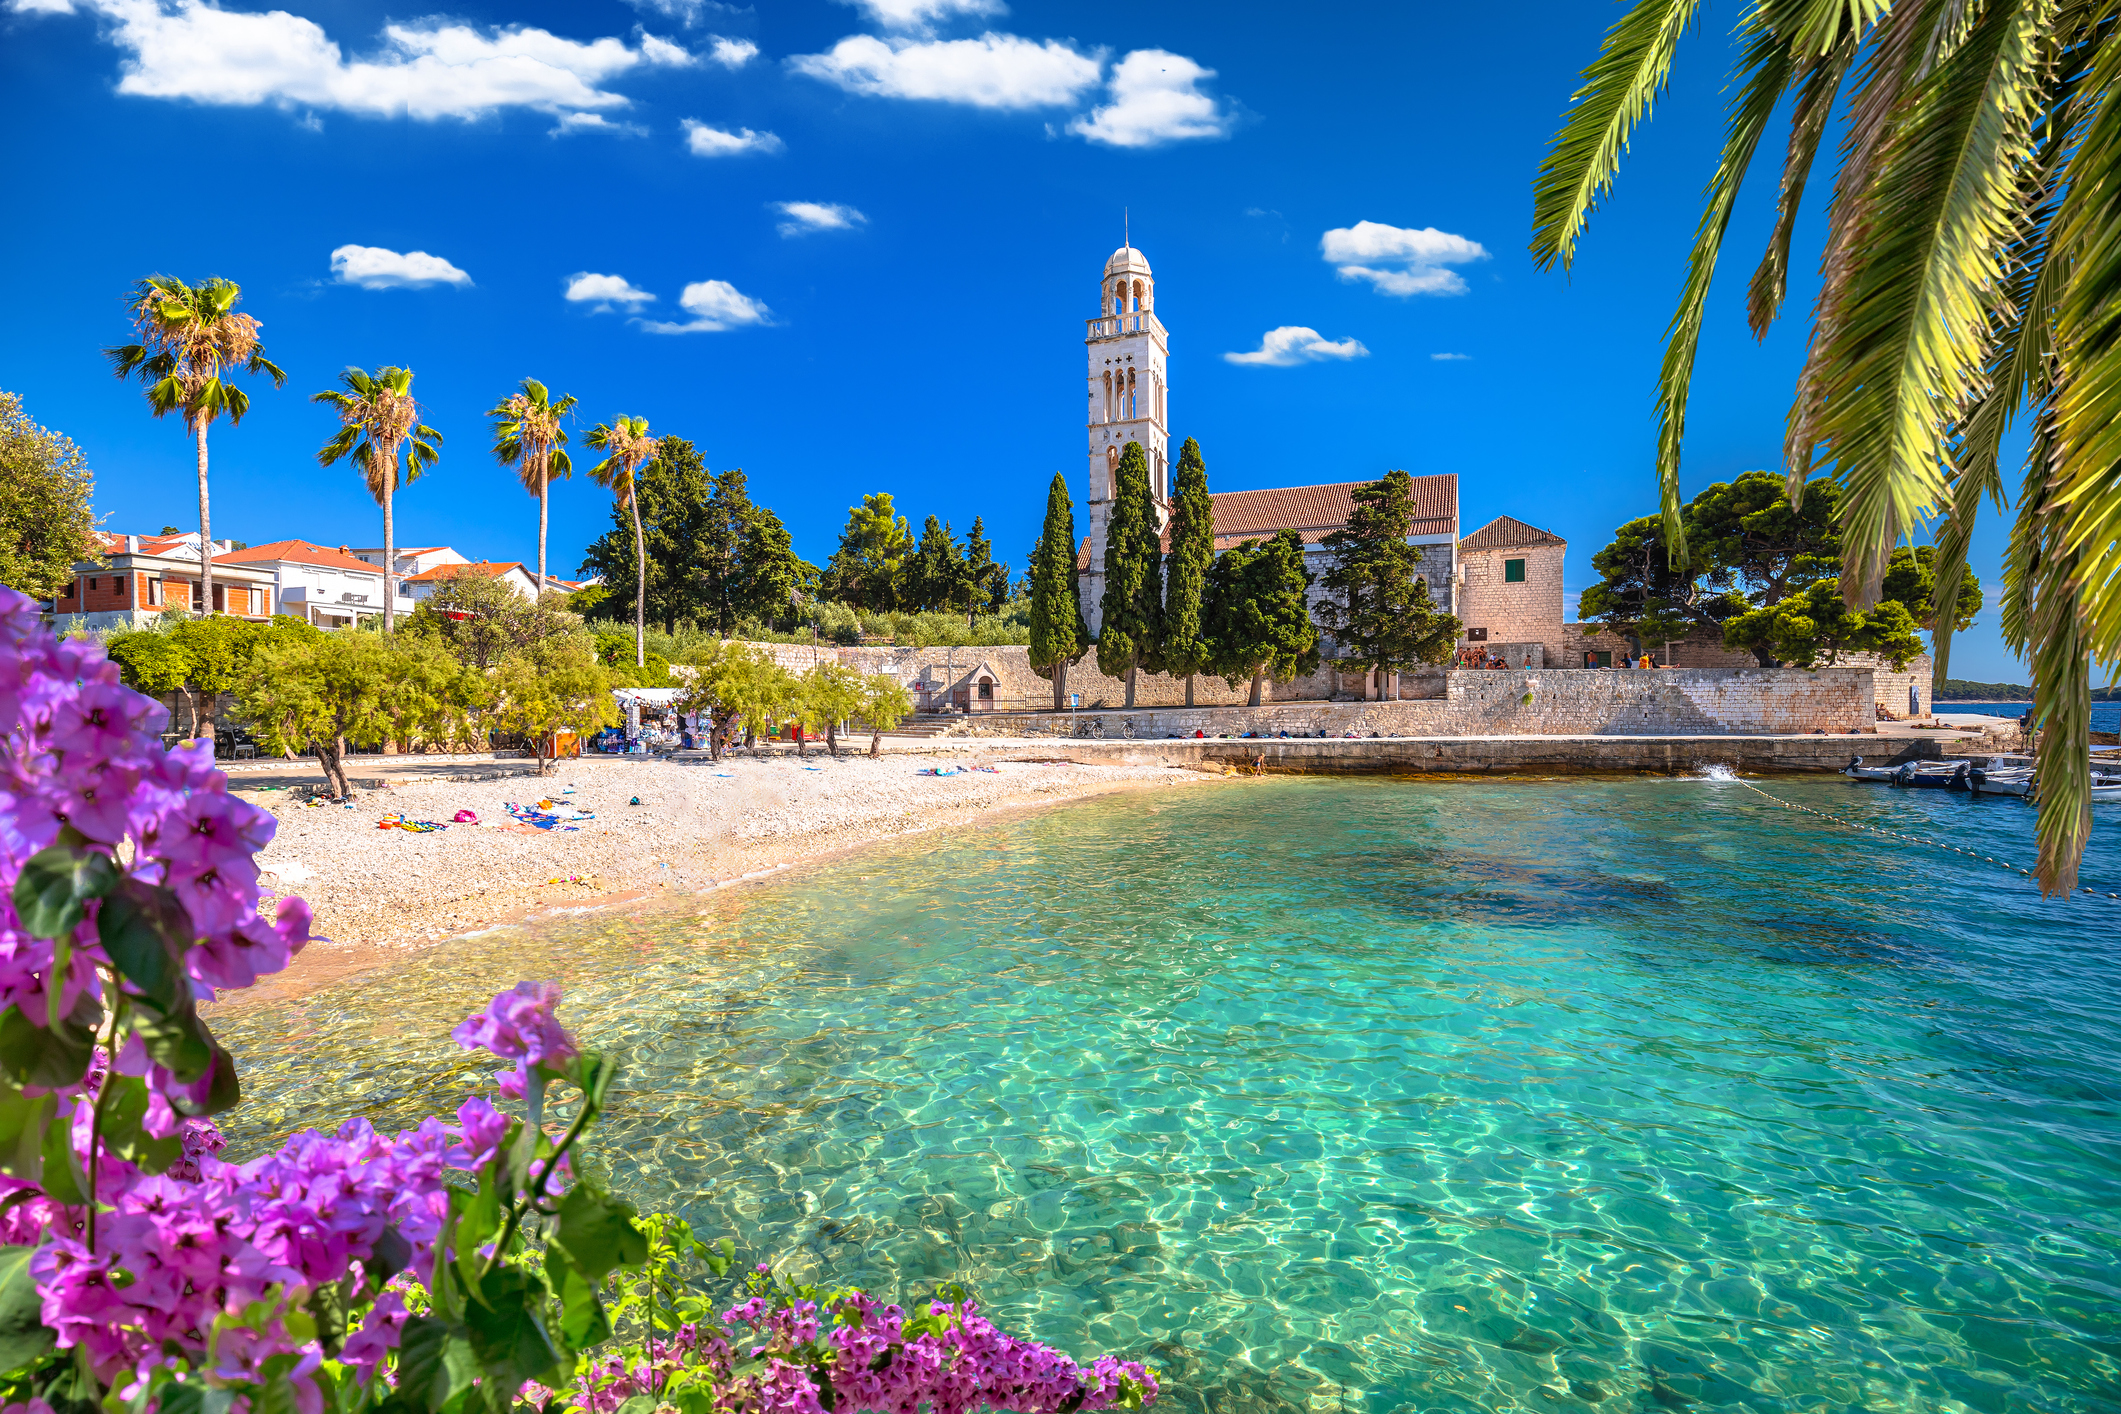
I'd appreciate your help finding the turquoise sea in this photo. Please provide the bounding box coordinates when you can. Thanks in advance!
[216,774,2121,1414]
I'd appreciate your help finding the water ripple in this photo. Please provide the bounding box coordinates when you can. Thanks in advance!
[216,776,2121,1414]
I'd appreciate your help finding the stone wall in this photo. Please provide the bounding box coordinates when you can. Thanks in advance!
[948,665,1877,738]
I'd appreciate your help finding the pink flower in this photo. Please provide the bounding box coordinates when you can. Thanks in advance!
[452,982,577,1070]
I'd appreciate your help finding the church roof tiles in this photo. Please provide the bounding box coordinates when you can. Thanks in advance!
[1206,474,1457,550]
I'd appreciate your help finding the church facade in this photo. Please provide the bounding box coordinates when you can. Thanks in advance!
[1075,243,1460,641]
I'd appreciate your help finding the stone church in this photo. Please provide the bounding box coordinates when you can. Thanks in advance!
[1072,242,1568,665]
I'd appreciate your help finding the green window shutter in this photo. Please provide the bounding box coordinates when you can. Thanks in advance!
[1504,558,1526,583]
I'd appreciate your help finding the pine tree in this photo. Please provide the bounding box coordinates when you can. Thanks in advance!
[1161,437,1214,707]
[1097,440,1164,707]
[963,516,1010,624]
[909,515,966,614]
[821,493,915,611]
[1315,469,1460,696]
[579,436,710,633]
[1028,472,1088,712]
[1206,529,1319,707]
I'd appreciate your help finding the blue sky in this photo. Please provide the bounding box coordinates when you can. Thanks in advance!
[1,0,2027,679]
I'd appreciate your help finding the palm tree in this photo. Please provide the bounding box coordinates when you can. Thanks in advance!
[585,415,659,667]
[1532,0,2117,895]
[488,379,578,598]
[105,275,285,615]
[312,367,441,633]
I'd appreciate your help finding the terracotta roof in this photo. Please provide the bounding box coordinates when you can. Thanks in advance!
[407,560,526,583]
[1460,515,1565,551]
[97,531,206,556]
[1206,474,1456,550]
[1076,535,1092,572]
[214,540,384,573]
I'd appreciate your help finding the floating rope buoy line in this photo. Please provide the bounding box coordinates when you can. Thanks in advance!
[1724,773,2121,902]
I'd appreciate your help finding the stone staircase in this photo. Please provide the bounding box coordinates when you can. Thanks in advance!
[863,711,961,739]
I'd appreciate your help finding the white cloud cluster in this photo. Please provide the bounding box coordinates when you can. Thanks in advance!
[788,32,1098,108]
[774,201,866,236]
[1321,221,1488,296]
[640,280,773,334]
[788,30,1230,146]
[838,0,1005,32]
[14,0,693,122]
[682,119,782,156]
[1068,50,1229,148]
[330,244,471,289]
[552,111,645,136]
[1223,327,1368,368]
[707,36,757,66]
[1431,351,1471,361]
[565,272,656,309]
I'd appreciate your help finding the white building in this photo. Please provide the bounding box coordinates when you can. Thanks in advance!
[1073,242,1457,637]
[349,545,469,579]
[216,540,416,627]
[1081,245,1171,632]
[404,560,540,602]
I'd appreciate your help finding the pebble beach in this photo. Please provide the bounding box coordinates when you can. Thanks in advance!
[230,747,1199,1003]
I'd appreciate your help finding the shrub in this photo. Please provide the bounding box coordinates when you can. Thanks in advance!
[0,585,1157,1414]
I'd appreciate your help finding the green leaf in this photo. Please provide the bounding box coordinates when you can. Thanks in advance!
[96,881,195,1013]
[450,1180,503,1297]
[0,1007,95,1089]
[157,1387,237,1414]
[461,1267,563,1401]
[201,1040,241,1115]
[0,1088,56,1190]
[37,1107,87,1207]
[613,1399,655,1414]
[551,1186,645,1282]
[555,1262,609,1350]
[95,1074,183,1174]
[250,1376,300,1414]
[0,1245,56,1370]
[11,842,117,942]
[393,1316,479,1414]
[124,1000,215,1086]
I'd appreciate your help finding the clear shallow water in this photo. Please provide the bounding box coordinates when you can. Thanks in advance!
[215,776,2121,1414]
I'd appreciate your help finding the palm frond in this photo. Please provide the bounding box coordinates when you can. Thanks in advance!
[1652,24,1798,573]
[1748,33,1859,334]
[1806,0,2052,606]
[1785,2,1929,507]
[1530,0,1706,273]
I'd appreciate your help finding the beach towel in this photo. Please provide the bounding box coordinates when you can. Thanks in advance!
[506,801,596,831]
[918,766,966,777]
[378,814,449,833]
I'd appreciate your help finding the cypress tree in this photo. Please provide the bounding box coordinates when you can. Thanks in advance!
[1206,528,1319,707]
[1161,437,1215,707]
[1315,469,1459,696]
[1097,440,1164,707]
[1028,471,1088,712]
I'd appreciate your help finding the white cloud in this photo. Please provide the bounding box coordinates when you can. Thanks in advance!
[1223,327,1368,368]
[1068,49,1229,148]
[788,32,1100,109]
[636,33,694,66]
[773,201,866,236]
[682,119,782,156]
[1431,352,1471,361]
[836,0,1005,32]
[552,111,644,135]
[616,0,747,28]
[565,272,656,310]
[13,0,689,122]
[330,244,471,289]
[1321,221,1489,297]
[639,280,773,333]
[708,36,757,66]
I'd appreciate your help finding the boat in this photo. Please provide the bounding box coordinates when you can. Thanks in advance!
[1891,759,1972,790]
[1969,755,2034,796]
[1842,755,1901,782]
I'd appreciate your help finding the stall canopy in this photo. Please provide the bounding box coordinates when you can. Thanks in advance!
[611,688,685,706]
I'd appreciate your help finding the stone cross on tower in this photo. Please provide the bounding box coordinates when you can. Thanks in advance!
[1080,242,1171,633]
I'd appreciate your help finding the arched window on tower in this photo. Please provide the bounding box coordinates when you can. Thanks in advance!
[1102,370,1113,422]
[1131,280,1143,314]
[1105,445,1120,499]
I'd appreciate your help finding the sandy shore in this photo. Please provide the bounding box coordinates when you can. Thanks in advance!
[230,747,1202,1005]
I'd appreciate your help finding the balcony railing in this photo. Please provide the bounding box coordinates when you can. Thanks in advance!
[1084,312,1164,339]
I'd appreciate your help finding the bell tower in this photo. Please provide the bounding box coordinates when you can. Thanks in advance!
[1080,242,1170,634]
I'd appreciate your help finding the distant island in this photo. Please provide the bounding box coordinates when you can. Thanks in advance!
[1937,679,2121,702]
